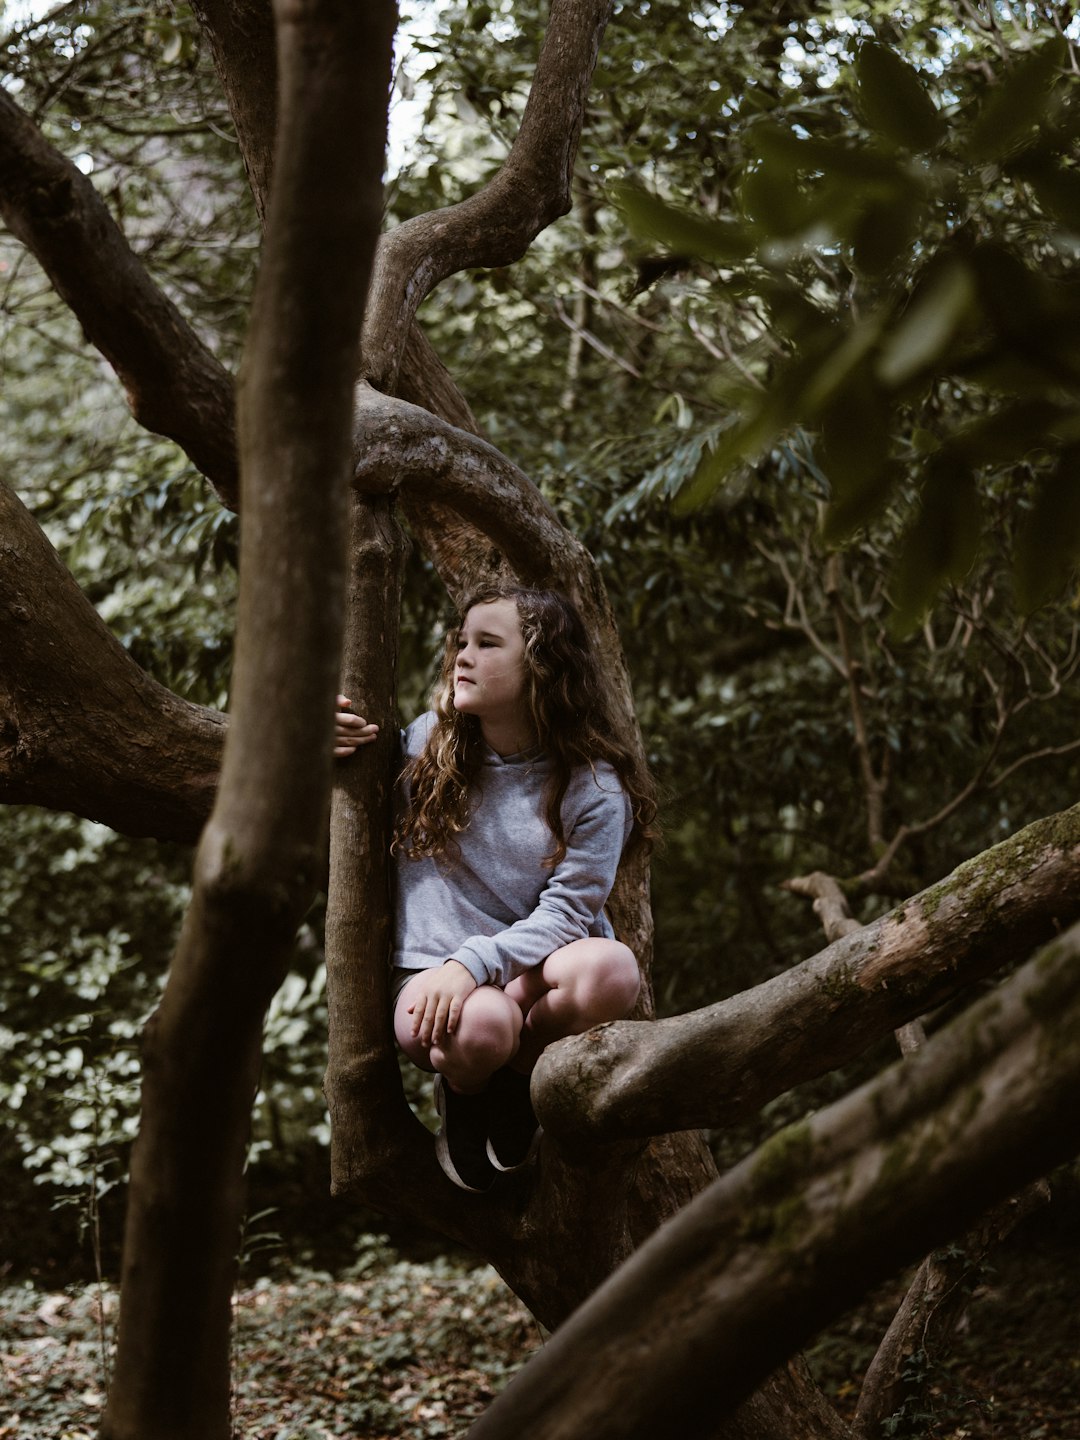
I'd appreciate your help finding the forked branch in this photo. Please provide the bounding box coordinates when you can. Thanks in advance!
[361,0,614,386]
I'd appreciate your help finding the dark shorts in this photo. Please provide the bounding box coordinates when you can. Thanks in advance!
[390,967,425,1008]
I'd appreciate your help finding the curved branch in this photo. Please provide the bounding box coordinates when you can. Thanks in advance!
[352,384,585,590]
[0,87,240,508]
[361,0,614,386]
[535,800,1080,1144]
[0,477,224,840]
[469,919,1080,1440]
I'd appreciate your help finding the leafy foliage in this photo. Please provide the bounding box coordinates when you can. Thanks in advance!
[614,18,1080,628]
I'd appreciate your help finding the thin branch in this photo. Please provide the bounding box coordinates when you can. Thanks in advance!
[552,294,643,379]
[826,554,887,854]
[988,736,1080,789]
[755,541,848,681]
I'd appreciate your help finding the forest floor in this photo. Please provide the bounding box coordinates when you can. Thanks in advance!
[1,1218,1077,1438]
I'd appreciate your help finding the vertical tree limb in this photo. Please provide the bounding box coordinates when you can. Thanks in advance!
[100,3,395,1437]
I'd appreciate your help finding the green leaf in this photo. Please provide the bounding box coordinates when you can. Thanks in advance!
[876,261,976,389]
[758,280,830,345]
[1014,448,1080,612]
[850,187,925,276]
[1017,157,1080,233]
[854,42,946,153]
[890,460,982,633]
[946,399,1068,466]
[820,372,895,541]
[964,38,1067,163]
[613,183,752,263]
[752,124,903,182]
[739,162,811,237]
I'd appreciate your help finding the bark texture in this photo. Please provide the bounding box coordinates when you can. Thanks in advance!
[0,477,224,837]
[534,801,1080,1143]
[100,3,395,1437]
[467,918,1080,1440]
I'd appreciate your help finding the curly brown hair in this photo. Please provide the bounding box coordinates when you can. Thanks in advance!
[396,586,657,868]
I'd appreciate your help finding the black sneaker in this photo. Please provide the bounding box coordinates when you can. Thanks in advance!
[434,1075,497,1193]
[486,1067,541,1172]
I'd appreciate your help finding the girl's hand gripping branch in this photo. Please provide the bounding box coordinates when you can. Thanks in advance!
[408,961,478,1048]
[334,694,379,757]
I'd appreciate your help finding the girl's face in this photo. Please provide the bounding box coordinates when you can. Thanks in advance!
[452,598,528,725]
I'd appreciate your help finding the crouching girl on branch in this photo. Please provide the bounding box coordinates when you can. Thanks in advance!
[334,585,656,1193]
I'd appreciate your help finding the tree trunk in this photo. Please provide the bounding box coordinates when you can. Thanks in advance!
[101,3,395,1436]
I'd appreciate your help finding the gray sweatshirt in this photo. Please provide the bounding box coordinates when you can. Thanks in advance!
[392,713,632,988]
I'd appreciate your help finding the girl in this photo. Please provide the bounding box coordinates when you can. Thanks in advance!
[335,586,654,1192]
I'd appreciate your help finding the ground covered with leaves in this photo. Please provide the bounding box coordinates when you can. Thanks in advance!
[0,1235,539,1439]
[2,1220,1078,1438]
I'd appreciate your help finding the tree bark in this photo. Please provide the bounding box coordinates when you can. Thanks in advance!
[534,800,1080,1143]
[100,3,394,1437]
[466,918,1080,1440]
[0,477,225,838]
[323,490,415,1205]
[852,1182,1050,1437]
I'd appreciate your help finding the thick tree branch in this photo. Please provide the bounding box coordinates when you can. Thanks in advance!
[189,0,278,223]
[0,87,240,507]
[467,918,1080,1440]
[352,384,585,591]
[535,801,1080,1144]
[361,0,614,388]
[101,3,394,1436]
[0,477,224,838]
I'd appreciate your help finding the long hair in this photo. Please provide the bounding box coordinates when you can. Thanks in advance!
[397,586,657,867]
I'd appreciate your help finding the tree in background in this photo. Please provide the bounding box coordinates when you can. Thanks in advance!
[2,2,1080,1438]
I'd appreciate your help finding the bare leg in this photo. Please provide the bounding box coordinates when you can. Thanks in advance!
[394,976,523,1093]
[503,938,639,1072]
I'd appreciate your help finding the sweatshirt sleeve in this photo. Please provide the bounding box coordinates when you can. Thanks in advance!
[447,772,631,988]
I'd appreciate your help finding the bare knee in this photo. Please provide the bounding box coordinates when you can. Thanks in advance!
[551,939,639,1024]
[430,985,522,1086]
[583,941,640,1018]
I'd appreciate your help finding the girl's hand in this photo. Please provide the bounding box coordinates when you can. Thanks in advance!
[407,961,478,1048]
[334,694,379,757]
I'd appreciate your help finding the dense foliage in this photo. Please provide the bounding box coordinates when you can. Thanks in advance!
[2,0,1079,1278]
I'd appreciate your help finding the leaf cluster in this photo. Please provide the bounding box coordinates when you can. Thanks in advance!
[617,23,1080,626]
